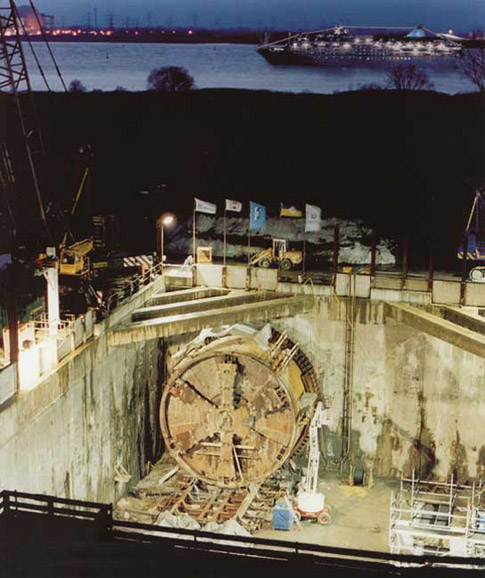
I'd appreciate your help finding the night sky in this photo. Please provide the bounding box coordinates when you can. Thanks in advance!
[32,0,485,32]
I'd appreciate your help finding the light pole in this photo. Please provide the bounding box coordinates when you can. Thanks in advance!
[160,214,175,273]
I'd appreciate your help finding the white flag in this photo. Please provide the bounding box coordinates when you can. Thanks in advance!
[195,197,217,214]
[305,204,321,232]
[225,199,242,212]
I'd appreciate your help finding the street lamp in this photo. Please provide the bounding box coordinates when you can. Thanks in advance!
[160,214,175,273]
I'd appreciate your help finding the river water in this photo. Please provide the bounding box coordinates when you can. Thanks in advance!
[25,42,475,94]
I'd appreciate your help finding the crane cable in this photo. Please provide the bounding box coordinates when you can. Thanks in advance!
[3,1,51,242]
[29,0,68,92]
[13,4,52,91]
[0,143,19,254]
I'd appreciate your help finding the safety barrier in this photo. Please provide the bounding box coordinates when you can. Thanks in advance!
[0,312,96,397]
[0,490,482,573]
[187,263,485,307]
[105,262,163,313]
[0,490,111,522]
[0,363,17,406]
[85,309,94,340]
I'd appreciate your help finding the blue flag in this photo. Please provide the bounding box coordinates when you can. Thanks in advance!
[250,201,266,231]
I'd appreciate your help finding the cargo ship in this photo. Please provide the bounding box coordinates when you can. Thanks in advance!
[258,25,464,67]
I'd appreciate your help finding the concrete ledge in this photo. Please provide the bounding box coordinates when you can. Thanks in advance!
[133,291,287,321]
[404,278,430,292]
[371,288,431,305]
[164,275,193,289]
[149,287,228,307]
[109,295,315,345]
[96,275,166,336]
[373,276,403,290]
[276,282,333,297]
[385,302,485,358]
[442,306,485,337]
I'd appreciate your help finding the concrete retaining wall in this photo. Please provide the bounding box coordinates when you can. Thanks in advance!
[432,280,462,305]
[370,288,431,305]
[0,364,17,407]
[2,265,484,504]
[225,265,247,290]
[465,283,485,307]
[195,265,224,288]
[0,333,162,503]
[249,268,278,291]
[190,264,485,307]
[0,277,166,503]
[275,297,485,482]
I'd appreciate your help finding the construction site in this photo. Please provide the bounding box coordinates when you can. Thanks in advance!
[0,1,485,576]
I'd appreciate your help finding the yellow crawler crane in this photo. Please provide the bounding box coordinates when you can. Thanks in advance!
[59,238,93,277]
[250,238,303,270]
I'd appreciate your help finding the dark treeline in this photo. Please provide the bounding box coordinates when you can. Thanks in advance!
[1,89,484,267]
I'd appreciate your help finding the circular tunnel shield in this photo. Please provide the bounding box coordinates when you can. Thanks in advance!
[161,352,301,488]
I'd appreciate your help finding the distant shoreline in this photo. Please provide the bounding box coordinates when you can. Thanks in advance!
[24,30,485,48]
[25,30,274,46]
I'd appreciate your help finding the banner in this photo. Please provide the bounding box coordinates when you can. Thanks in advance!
[249,201,266,231]
[195,197,217,214]
[305,204,321,232]
[225,199,242,212]
[280,203,303,218]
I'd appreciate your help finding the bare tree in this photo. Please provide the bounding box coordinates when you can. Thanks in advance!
[147,66,195,92]
[386,64,434,91]
[459,49,485,92]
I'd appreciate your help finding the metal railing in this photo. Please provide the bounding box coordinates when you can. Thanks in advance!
[0,490,111,523]
[105,262,163,313]
[0,490,483,571]
[34,315,74,338]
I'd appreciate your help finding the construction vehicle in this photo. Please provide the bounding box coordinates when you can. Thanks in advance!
[458,190,485,282]
[59,238,94,277]
[295,401,332,525]
[250,238,303,270]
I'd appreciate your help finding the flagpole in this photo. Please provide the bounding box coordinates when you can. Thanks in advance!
[192,199,196,263]
[223,206,227,267]
[248,202,251,267]
[303,232,307,275]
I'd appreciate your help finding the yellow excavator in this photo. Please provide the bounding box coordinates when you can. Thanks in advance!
[250,238,303,270]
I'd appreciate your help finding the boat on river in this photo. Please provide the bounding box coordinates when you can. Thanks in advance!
[258,25,464,67]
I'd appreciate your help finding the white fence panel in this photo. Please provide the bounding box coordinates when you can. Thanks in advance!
[74,317,84,348]
[0,363,17,406]
[57,336,72,362]
[85,310,94,341]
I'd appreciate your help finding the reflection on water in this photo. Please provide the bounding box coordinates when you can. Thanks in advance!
[25,42,474,94]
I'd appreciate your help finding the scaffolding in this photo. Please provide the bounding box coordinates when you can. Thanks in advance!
[389,470,485,558]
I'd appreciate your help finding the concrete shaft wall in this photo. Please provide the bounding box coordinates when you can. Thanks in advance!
[0,333,162,503]
[275,297,485,482]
